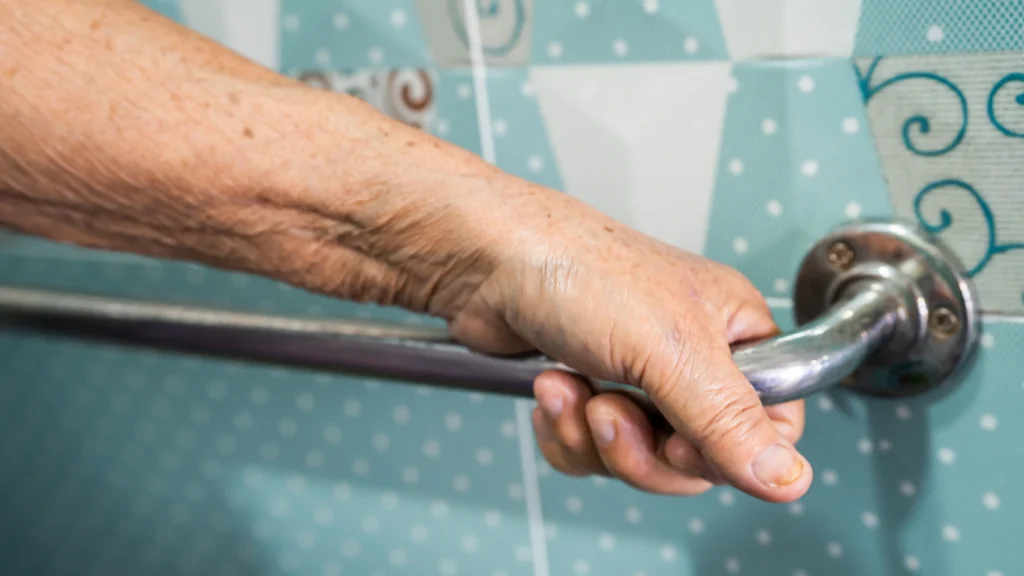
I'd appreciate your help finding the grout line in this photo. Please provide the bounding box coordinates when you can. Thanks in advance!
[459,3,549,576]
[514,400,550,576]
[461,0,496,166]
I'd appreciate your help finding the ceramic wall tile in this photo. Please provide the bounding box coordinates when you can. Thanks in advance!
[484,69,564,191]
[854,0,1024,57]
[416,0,535,67]
[857,52,1024,313]
[531,0,728,64]
[178,0,281,70]
[535,310,1024,576]
[279,0,432,72]
[531,62,733,253]
[703,59,892,298]
[714,0,863,59]
[0,256,534,576]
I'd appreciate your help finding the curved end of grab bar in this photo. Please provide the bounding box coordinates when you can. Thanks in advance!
[585,220,979,407]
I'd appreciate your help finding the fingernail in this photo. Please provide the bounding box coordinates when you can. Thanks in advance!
[752,443,804,488]
[591,414,616,446]
[540,391,563,419]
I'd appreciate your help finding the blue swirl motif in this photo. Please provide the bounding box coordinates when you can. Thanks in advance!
[447,0,526,57]
[858,59,1024,298]
[914,179,1024,278]
[987,72,1024,138]
[855,56,968,157]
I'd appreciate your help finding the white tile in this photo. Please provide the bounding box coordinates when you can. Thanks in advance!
[531,62,732,254]
[180,0,280,70]
[715,0,862,59]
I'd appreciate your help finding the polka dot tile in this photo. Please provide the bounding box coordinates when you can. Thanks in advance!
[485,68,565,190]
[855,0,1024,56]
[532,0,728,64]
[0,255,533,576]
[279,0,432,71]
[532,312,1024,576]
[536,309,877,576]
[703,59,893,298]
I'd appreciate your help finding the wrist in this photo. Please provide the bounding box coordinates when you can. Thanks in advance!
[240,89,520,315]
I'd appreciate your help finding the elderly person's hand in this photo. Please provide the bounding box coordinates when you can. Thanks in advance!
[436,185,810,501]
[458,202,809,500]
[0,0,809,502]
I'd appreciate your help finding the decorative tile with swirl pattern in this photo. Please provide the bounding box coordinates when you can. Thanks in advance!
[857,52,1024,312]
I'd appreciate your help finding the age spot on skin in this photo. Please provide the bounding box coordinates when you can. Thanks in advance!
[243,127,253,138]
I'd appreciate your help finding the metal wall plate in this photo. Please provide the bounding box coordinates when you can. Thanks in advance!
[793,220,979,399]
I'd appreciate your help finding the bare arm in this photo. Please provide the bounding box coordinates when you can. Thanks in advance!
[0,0,515,313]
[0,0,812,502]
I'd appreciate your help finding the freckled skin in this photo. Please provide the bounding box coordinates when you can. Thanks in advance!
[0,0,811,501]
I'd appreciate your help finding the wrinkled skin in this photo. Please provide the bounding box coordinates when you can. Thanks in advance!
[444,197,810,500]
[0,0,811,502]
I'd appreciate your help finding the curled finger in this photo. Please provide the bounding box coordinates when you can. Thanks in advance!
[584,393,715,496]
[533,371,607,476]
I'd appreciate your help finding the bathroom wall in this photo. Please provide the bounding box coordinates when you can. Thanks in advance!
[2,2,1024,576]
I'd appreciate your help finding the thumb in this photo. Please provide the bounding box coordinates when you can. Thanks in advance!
[643,339,812,502]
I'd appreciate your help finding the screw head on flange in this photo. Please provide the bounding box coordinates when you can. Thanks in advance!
[929,307,960,339]
[794,221,978,400]
[826,241,856,271]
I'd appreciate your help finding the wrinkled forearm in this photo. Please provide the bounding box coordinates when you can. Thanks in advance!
[0,0,515,314]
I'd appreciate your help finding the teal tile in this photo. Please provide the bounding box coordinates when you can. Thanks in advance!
[486,68,564,190]
[855,0,1024,56]
[535,314,1024,576]
[704,59,893,299]
[532,0,728,64]
[280,0,431,71]
[0,255,534,576]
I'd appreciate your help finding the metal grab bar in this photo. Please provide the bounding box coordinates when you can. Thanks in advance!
[0,221,979,424]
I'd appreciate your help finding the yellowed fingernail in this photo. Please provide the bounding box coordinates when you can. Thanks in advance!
[592,414,616,446]
[752,443,804,488]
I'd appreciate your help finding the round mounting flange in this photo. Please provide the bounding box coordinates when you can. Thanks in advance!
[793,220,979,399]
